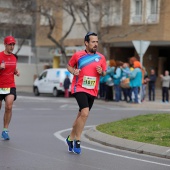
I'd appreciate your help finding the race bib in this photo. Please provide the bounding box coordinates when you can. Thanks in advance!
[82,76,96,89]
[0,88,10,94]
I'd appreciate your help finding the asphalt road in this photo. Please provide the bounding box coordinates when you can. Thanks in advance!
[0,94,170,170]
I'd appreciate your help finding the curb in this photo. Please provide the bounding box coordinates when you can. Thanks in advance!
[84,127,170,159]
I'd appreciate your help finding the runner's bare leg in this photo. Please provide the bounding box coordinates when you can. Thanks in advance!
[3,95,14,129]
[70,108,89,141]
[70,112,81,140]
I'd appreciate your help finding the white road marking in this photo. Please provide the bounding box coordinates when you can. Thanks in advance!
[54,126,170,167]
[165,149,170,153]
[60,104,68,108]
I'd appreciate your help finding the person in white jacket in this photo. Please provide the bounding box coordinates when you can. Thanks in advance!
[160,70,170,103]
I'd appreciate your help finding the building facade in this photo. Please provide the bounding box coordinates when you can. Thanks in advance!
[63,0,170,88]
[1,0,169,87]
[102,0,169,87]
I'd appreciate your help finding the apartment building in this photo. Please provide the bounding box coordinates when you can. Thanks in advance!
[0,0,63,85]
[0,0,39,85]
[35,0,63,68]
[1,0,168,87]
[0,0,33,63]
[103,0,169,87]
[63,0,169,87]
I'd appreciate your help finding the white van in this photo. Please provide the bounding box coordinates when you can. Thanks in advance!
[33,68,73,97]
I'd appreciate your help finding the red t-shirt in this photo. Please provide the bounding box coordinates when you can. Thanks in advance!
[68,50,107,97]
[0,51,17,88]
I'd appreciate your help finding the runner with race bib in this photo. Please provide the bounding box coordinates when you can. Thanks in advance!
[65,32,107,154]
[0,36,20,140]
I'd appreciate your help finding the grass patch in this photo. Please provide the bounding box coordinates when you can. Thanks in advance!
[96,113,170,147]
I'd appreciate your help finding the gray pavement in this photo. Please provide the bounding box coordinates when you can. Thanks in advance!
[17,86,170,159]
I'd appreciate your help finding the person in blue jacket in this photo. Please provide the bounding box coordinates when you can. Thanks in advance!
[128,61,142,103]
[104,60,115,101]
[108,61,122,102]
[121,62,132,102]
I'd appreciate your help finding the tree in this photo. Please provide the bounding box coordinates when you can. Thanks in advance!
[69,0,149,58]
[36,0,76,65]
[0,0,77,66]
[0,0,34,55]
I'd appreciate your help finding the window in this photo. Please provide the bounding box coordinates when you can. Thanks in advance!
[109,0,122,26]
[146,0,160,23]
[101,0,122,27]
[151,0,158,14]
[91,6,100,23]
[135,0,142,15]
[101,3,109,27]
[130,0,144,24]
[40,7,53,26]
[17,56,29,63]
[0,0,12,8]
[0,28,12,38]
[39,72,47,80]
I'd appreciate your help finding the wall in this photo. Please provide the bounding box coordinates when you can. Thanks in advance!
[15,63,44,86]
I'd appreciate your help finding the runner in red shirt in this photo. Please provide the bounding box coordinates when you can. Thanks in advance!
[66,32,107,154]
[0,36,20,140]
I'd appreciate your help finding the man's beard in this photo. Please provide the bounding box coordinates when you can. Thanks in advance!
[89,47,97,53]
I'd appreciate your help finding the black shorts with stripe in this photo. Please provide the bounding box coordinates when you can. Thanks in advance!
[0,87,17,101]
[73,92,95,112]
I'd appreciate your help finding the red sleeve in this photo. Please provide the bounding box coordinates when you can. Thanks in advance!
[68,53,77,67]
[102,57,107,72]
[99,53,107,72]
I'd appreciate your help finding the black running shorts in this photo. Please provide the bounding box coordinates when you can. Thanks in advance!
[0,87,17,101]
[73,92,95,111]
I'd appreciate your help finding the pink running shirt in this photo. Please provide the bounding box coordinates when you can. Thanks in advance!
[68,50,106,97]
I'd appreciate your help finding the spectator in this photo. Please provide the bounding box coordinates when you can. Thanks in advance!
[141,66,148,102]
[0,36,20,140]
[160,70,170,103]
[63,75,71,98]
[121,62,132,102]
[112,61,123,102]
[104,60,116,101]
[99,76,106,99]
[148,69,157,101]
[128,61,142,104]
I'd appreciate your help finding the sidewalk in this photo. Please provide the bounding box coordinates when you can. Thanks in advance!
[94,98,170,110]
[17,86,33,93]
[85,127,170,159]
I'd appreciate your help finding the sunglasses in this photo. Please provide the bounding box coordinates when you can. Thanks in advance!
[84,32,97,41]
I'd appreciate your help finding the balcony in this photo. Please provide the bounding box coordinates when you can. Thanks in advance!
[147,14,159,24]
[131,15,142,24]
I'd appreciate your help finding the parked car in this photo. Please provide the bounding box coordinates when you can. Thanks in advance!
[33,68,73,96]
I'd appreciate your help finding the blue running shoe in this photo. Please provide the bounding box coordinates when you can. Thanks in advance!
[73,140,81,154]
[65,136,73,152]
[1,131,10,140]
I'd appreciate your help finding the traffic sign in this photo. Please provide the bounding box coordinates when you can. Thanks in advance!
[132,40,150,66]
[132,40,150,103]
